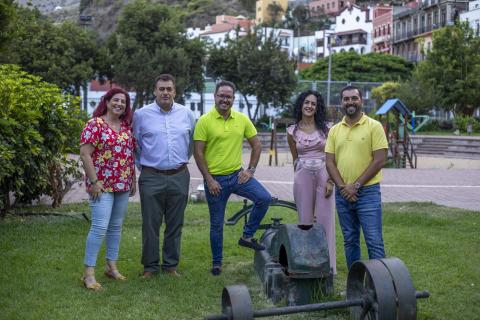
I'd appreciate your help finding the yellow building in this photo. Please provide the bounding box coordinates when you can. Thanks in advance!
[256,0,288,25]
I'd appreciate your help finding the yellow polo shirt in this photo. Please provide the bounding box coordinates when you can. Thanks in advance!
[194,107,257,175]
[325,114,388,186]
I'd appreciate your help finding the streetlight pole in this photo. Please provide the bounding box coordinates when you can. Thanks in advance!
[326,34,332,107]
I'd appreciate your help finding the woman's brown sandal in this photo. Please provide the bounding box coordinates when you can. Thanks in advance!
[81,275,102,291]
[104,268,127,280]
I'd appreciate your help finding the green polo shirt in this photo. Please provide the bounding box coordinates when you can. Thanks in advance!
[325,114,388,186]
[194,107,257,175]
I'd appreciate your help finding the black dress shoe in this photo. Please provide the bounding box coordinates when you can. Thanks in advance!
[238,238,265,250]
[211,266,222,276]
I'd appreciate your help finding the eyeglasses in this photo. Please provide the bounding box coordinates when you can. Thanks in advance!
[216,94,234,100]
[342,96,360,102]
[157,87,174,92]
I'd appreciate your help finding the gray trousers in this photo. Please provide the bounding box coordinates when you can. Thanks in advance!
[138,168,189,272]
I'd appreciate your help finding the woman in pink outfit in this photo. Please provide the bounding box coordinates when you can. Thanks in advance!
[287,90,336,274]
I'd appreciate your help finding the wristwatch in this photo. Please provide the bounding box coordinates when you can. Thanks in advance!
[353,182,362,190]
[247,166,256,174]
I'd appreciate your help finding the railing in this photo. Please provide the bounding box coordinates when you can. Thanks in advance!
[332,38,367,47]
[373,35,391,44]
[393,21,447,42]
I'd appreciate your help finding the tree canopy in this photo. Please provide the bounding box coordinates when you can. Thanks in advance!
[207,30,297,120]
[416,22,480,116]
[301,52,413,82]
[108,0,206,108]
[1,6,99,98]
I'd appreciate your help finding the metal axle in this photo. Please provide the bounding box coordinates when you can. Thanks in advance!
[205,291,430,320]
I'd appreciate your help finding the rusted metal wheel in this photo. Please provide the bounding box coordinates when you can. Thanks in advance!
[379,257,417,320]
[221,285,254,320]
[347,259,397,320]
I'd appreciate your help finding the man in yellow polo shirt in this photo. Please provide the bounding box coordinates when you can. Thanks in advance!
[193,80,271,276]
[325,85,388,270]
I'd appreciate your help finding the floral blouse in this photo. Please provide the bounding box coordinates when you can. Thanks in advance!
[80,117,135,192]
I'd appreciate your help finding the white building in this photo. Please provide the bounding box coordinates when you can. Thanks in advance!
[258,27,294,57]
[326,4,373,56]
[187,15,254,47]
[460,0,480,36]
[81,80,261,120]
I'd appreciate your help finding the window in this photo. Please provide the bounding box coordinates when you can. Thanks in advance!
[340,1,344,7]
[356,16,360,22]
[342,18,345,24]
[388,24,390,35]
[383,25,386,35]
[327,3,330,9]
[332,2,335,8]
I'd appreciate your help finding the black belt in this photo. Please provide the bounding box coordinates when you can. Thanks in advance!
[142,164,187,175]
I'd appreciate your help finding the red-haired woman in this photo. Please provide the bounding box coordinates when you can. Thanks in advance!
[79,88,136,290]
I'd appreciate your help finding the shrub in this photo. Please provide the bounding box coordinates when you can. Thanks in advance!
[0,65,85,214]
[453,115,480,133]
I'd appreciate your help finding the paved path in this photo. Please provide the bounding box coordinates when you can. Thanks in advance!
[60,154,480,212]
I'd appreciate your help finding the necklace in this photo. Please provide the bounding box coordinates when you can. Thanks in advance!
[102,117,121,133]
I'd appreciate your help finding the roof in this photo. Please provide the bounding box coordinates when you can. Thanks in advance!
[200,20,253,36]
[376,98,412,116]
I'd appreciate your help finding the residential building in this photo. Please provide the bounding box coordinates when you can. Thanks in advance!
[256,0,288,25]
[330,4,373,55]
[372,5,393,53]
[187,15,254,47]
[460,0,480,36]
[392,0,469,62]
[309,0,356,17]
[259,27,294,57]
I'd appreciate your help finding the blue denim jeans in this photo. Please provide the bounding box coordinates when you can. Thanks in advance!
[335,183,385,269]
[205,170,271,266]
[84,191,130,267]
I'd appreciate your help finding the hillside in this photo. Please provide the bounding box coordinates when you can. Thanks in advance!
[15,0,255,39]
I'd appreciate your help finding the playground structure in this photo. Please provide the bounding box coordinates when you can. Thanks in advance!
[376,99,420,169]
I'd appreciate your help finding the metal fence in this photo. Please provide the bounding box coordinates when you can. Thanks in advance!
[296,80,384,118]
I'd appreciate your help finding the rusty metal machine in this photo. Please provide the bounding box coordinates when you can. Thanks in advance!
[206,198,430,319]
[226,198,333,306]
[205,257,430,320]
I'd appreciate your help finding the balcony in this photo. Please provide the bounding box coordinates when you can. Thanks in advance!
[373,35,391,44]
[332,38,367,47]
[393,21,446,42]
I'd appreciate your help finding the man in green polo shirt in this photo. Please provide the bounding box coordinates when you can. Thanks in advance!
[193,80,271,276]
[325,85,388,270]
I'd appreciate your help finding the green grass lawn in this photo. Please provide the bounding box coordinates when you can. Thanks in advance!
[0,202,479,320]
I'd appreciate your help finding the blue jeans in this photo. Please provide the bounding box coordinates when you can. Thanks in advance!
[335,183,385,269]
[84,191,130,267]
[205,170,271,266]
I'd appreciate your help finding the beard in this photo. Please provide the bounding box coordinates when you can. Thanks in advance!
[345,104,360,116]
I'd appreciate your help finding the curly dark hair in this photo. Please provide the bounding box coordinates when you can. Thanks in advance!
[293,90,327,135]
